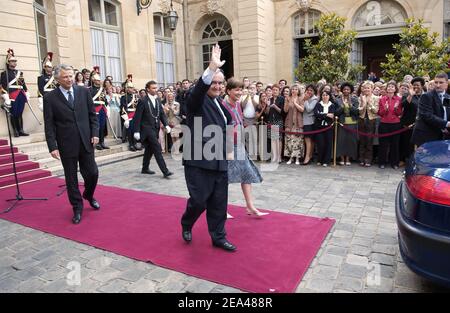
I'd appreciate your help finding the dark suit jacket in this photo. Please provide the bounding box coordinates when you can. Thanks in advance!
[1,69,28,92]
[400,94,420,127]
[182,77,232,172]
[133,95,168,142]
[314,101,336,128]
[37,73,53,96]
[411,90,447,147]
[43,86,99,158]
[335,96,359,124]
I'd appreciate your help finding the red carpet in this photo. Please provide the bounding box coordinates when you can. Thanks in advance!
[0,177,334,293]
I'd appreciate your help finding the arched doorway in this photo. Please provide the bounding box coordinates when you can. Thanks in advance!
[351,0,408,79]
[200,17,234,79]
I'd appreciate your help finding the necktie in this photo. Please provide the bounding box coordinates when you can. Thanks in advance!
[439,93,444,104]
[67,90,74,109]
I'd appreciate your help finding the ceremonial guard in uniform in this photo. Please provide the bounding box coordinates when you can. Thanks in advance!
[37,52,57,111]
[1,49,30,137]
[89,67,110,150]
[120,76,139,151]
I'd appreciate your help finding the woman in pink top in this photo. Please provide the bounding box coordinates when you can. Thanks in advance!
[377,80,403,169]
[222,78,267,218]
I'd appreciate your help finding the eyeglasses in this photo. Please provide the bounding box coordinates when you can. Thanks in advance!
[211,81,224,85]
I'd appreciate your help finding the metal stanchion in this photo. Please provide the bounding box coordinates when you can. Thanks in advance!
[259,116,264,162]
[165,130,168,154]
[333,117,338,167]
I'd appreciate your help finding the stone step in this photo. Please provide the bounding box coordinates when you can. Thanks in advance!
[0,175,53,190]
[49,149,144,176]
[39,143,136,169]
[0,146,18,155]
[6,132,46,146]
[26,140,126,160]
[0,153,28,165]
[0,160,40,177]
[0,168,52,188]
[17,137,121,154]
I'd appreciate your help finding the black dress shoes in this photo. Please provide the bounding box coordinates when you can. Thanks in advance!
[95,144,103,150]
[129,145,137,152]
[19,131,29,136]
[182,230,192,243]
[72,212,82,224]
[141,169,156,175]
[83,194,100,210]
[163,171,174,178]
[212,240,237,252]
[88,198,100,210]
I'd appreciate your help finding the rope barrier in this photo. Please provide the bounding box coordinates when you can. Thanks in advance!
[267,123,335,135]
[339,123,414,138]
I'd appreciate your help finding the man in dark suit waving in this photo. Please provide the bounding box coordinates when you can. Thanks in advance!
[412,72,450,147]
[43,64,100,224]
[180,44,236,252]
[133,81,173,178]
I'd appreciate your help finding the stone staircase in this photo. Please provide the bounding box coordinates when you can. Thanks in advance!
[4,133,143,177]
[0,138,52,189]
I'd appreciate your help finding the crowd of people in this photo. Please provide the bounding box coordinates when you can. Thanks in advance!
[2,48,449,172]
[56,66,450,170]
[100,71,446,170]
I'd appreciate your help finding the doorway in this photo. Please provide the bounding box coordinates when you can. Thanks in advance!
[219,40,234,79]
[359,35,400,79]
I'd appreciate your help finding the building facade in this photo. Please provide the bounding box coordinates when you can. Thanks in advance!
[0,0,448,135]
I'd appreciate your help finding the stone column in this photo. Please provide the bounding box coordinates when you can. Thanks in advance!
[236,0,276,83]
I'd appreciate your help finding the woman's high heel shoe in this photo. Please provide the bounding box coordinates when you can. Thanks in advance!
[246,207,269,217]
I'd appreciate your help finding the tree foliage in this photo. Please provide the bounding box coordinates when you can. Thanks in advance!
[294,13,365,84]
[381,18,450,82]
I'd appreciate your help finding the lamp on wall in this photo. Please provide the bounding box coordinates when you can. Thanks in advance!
[137,0,152,16]
[165,0,179,31]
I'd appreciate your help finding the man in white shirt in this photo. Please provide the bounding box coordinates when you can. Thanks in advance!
[133,80,173,178]
[180,45,236,252]
[412,72,450,147]
[44,64,100,224]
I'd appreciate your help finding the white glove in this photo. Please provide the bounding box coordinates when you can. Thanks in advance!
[26,92,30,102]
[124,119,130,129]
[38,97,44,111]
[165,125,171,134]
[1,94,11,107]
[133,132,140,141]
[106,106,111,118]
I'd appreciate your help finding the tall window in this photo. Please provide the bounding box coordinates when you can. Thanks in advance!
[293,10,320,76]
[445,23,450,40]
[293,10,320,38]
[89,0,122,84]
[34,0,48,68]
[445,1,450,39]
[201,18,232,69]
[154,14,175,88]
[351,40,364,81]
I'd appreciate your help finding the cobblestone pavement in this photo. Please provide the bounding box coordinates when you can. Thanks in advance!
[0,155,448,293]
